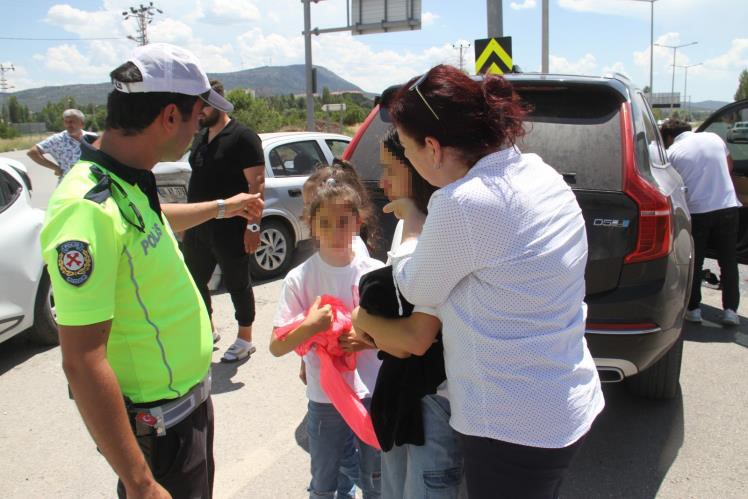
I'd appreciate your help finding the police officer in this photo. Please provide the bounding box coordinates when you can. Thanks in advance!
[40,44,263,498]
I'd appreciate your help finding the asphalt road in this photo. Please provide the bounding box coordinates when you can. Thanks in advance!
[1,150,746,498]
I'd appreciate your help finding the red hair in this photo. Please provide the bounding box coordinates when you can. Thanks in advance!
[390,65,528,166]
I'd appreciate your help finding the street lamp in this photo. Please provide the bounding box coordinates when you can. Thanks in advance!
[673,62,702,119]
[654,41,697,112]
[630,0,658,96]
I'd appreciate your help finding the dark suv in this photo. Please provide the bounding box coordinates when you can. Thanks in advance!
[343,74,693,400]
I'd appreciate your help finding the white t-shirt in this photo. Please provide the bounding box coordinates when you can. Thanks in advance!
[273,252,384,403]
[353,235,370,258]
[667,131,740,214]
[387,219,448,399]
[392,148,604,448]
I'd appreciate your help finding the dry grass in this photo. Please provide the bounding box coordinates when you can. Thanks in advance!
[0,134,50,153]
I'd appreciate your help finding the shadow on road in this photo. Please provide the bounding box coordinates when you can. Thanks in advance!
[0,332,56,376]
[681,304,748,349]
[209,357,249,395]
[562,383,684,498]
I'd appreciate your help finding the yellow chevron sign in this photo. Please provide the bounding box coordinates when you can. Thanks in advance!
[474,37,513,75]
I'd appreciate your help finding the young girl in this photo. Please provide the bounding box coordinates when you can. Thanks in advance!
[270,164,383,499]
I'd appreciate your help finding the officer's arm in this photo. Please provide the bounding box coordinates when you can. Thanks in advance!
[162,192,263,232]
[27,145,62,174]
[59,321,162,496]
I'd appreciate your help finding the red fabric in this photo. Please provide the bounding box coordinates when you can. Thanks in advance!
[274,295,381,450]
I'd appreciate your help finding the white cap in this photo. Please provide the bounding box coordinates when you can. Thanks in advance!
[112,43,234,113]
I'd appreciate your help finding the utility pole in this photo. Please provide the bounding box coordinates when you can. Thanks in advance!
[631,0,658,97]
[487,0,503,37]
[452,41,471,72]
[674,62,702,119]
[541,0,549,73]
[655,41,697,113]
[303,0,314,131]
[122,2,163,46]
[0,64,15,93]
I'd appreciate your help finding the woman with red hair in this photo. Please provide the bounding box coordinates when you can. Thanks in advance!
[364,65,604,498]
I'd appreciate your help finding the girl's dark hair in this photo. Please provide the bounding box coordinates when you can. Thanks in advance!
[389,64,528,166]
[106,62,198,136]
[304,159,380,253]
[382,127,437,215]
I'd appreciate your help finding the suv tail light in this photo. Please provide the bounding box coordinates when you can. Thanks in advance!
[620,102,673,264]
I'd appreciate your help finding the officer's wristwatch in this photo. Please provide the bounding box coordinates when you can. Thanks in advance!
[216,199,226,219]
[246,223,260,233]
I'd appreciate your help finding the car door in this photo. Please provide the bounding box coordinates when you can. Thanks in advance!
[0,165,44,342]
[264,137,330,241]
[696,99,748,262]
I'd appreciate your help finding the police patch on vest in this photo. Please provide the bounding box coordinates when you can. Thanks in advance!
[56,240,93,286]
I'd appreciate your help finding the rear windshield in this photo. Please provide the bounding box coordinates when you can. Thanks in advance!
[515,86,624,190]
[347,116,390,182]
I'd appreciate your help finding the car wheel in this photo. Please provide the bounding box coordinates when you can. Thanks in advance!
[249,219,294,281]
[625,336,683,400]
[30,268,59,346]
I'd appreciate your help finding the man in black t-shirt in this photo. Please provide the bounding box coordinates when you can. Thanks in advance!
[184,79,266,363]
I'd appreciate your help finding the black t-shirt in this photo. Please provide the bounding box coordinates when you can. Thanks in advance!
[187,119,263,253]
[187,119,263,203]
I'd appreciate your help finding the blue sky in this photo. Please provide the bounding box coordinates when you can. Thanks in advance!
[1,1,746,102]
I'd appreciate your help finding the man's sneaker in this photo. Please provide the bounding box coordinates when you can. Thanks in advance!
[221,339,257,363]
[684,308,702,323]
[722,309,740,327]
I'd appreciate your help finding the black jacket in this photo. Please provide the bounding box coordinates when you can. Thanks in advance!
[358,265,446,452]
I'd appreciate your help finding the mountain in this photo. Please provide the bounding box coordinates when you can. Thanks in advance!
[0,65,367,112]
[687,100,731,113]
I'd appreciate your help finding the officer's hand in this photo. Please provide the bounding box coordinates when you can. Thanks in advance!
[127,480,171,499]
[224,193,264,220]
[303,296,333,334]
[244,228,260,254]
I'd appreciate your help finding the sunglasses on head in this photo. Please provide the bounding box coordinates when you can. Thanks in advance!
[409,72,440,121]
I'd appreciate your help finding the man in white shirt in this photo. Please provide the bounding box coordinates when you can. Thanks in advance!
[661,118,741,326]
[27,109,96,179]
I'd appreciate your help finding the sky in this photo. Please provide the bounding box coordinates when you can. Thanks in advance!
[0,0,746,103]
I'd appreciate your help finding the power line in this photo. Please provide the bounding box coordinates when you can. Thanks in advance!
[0,36,124,41]
[452,41,471,73]
[0,63,15,92]
[122,2,163,46]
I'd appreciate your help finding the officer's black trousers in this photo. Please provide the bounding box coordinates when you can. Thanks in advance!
[117,397,215,498]
[183,223,256,327]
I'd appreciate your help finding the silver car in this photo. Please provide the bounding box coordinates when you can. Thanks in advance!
[153,131,351,280]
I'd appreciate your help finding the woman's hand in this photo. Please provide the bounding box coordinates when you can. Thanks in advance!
[383,197,421,221]
[302,296,333,333]
[339,326,376,352]
[384,198,426,238]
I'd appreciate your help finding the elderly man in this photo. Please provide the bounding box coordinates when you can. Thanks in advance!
[27,109,96,178]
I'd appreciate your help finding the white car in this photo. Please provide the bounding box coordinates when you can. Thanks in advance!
[0,158,57,345]
[153,131,351,280]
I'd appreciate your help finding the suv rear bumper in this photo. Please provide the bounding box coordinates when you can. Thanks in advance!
[586,325,682,381]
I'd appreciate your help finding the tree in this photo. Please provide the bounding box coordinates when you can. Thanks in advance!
[7,96,28,123]
[736,69,748,101]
